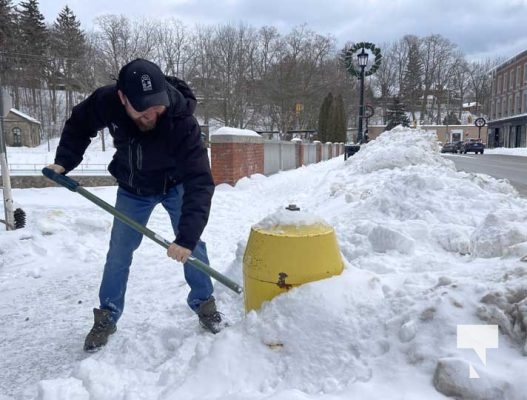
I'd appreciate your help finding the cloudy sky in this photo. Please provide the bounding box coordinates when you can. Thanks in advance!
[38,0,527,61]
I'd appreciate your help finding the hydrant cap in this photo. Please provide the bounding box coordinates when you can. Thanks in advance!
[253,208,332,236]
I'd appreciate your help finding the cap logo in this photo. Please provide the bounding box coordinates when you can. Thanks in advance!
[141,74,153,92]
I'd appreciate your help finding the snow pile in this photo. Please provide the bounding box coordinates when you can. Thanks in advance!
[350,126,447,173]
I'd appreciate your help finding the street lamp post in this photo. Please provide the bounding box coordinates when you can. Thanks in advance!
[357,48,369,144]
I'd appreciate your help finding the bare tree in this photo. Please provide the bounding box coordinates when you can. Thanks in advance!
[467,58,502,116]
[262,24,335,133]
[249,26,284,130]
[155,18,192,79]
[93,15,158,76]
[450,55,470,118]
[208,23,259,128]
[371,40,400,123]
[418,34,457,124]
[187,24,217,127]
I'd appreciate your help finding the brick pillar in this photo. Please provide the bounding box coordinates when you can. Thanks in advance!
[295,140,304,167]
[210,134,264,186]
[314,141,322,163]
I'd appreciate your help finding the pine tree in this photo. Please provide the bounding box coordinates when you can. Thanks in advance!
[0,0,14,48]
[318,92,333,142]
[15,0,47,111]
[385,97,411,131]
[318,92,347,143]
[49,5,86,116]
[17,0,47,86]
[442,111,461,125]
[0,0,16,84]
[331,94,347,143]
[400,40,423,123]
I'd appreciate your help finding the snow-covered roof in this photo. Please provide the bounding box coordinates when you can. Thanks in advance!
[8,108,41,124]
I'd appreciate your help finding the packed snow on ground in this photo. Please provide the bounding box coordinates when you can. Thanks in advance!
[1,127,527,400]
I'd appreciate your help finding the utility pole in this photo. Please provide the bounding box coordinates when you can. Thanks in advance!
[445,91,450,143]
[0,86,15,230]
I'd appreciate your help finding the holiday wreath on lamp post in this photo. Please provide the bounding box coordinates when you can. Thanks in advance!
[342,42,382,77]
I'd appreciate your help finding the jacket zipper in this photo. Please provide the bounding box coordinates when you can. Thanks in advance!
[163,174,168,194]
[136,143,143,170]
[128,138,135,188]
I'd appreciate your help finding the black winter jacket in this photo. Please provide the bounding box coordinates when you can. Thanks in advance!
[54,77,214,251]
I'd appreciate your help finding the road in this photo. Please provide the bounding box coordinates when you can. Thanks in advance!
[443,154,527,197]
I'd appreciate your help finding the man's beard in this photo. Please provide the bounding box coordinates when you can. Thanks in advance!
[134,118,157,132]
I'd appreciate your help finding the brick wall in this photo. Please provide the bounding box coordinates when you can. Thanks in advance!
[210,134,264,186]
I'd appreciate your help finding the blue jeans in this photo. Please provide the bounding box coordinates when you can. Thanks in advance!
[99,185,214,323]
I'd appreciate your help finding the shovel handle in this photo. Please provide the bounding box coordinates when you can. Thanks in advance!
[41,167,243,294]
[42,167,79,191]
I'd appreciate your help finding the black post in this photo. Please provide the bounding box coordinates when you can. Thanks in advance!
[357,48,367,144]
[358,67,365,144]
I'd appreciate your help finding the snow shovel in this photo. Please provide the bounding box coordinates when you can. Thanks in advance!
[42,167,243,294]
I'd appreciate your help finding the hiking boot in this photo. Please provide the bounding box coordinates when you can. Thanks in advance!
[197,297,224,334]
[84,308,117,352]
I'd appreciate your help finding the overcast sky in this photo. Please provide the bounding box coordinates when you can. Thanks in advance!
[38,0,527,62]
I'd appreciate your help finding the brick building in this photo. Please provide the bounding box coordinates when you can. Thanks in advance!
[488,50,527,148]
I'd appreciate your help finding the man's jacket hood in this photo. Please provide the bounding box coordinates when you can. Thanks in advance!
[166,76,197,117]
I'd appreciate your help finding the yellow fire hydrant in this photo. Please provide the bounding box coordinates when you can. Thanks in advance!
[242,205,343,312]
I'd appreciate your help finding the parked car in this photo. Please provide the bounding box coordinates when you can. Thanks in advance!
[452,140,463,153]
[459,139,485,154]
[441,142,458,153]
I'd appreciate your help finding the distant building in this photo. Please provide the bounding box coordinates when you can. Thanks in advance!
[3,108,41,147]
[462,102,482,115]
[488,50,527,148]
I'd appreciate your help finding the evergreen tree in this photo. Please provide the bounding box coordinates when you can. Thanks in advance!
[0,0,14,48]
[442,111,461,125]
[385,97,411,130]
[318,92,347,143]
[14,0,49,115]
[49,5,86,115]
[17,0,47,86]
[400,40,423,123]
[331,94,347,143]
[317,92,333,142]
[0,0,16,84]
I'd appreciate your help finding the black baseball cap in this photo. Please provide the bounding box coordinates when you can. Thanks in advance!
[117,59,170,112]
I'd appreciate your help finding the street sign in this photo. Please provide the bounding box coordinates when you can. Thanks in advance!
[474,117,486,140]
[474,117,486,128]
